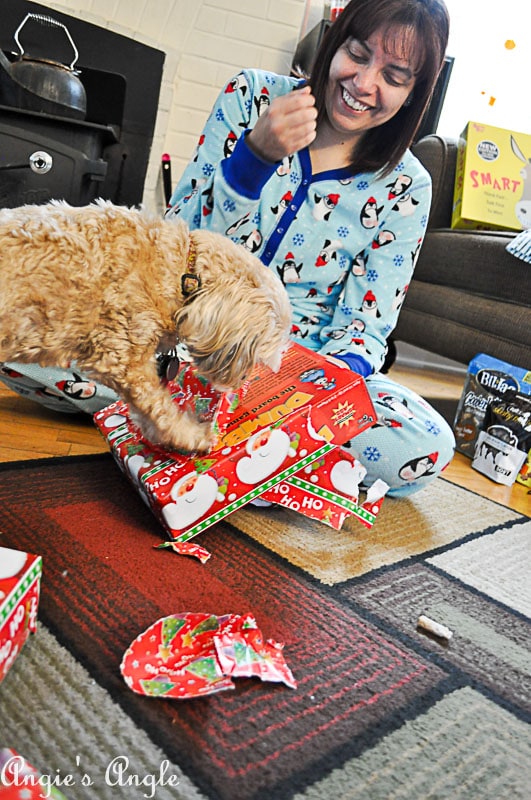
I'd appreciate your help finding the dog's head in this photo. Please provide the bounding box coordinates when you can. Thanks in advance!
[174,231,292,390]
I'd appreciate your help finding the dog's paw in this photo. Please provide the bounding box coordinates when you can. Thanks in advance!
[167,415,216,455]
[128,404,216,454]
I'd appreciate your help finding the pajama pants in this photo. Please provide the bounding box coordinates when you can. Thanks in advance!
[0,363,455,498]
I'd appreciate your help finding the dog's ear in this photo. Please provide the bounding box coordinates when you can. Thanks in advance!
[174,281,290,389]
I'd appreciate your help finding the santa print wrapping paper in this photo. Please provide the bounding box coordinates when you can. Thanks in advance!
[0,547,41,684]
[260,447,387,530]
[0,749,69,799]
[94,343,377,543]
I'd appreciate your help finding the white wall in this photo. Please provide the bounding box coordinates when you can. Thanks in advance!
[431,0,530,140]
[39,0,308,212]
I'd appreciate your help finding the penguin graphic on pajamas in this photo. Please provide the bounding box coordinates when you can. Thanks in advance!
[254,86,270,116]
[224,73,249,97]
[278,252,302,284]
[359,290,381,317]
[313,193,340,221]
[360,196,383,228]
[398,452,439,482]
[386,174,412,198]
[392,193,419,216]
[376,392,414,419]
[240,229,263,252]
[315,239,341,267]
[271,191,292,220]
[352,249,369,276]
[223,130,238,158]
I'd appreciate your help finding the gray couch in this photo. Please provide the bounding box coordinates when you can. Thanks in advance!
[393,135,531,371]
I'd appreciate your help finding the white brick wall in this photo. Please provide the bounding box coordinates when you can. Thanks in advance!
[41,0,311,212]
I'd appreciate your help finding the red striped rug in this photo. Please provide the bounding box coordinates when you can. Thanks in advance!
[0,454,528,800]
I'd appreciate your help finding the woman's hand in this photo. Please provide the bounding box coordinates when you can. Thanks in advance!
[247,85,317,163]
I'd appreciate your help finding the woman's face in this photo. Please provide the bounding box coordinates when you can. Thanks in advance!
[323,24,417,144]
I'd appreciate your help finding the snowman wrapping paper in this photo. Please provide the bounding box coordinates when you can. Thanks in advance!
[0,547,42,684]
[94,343,378,545]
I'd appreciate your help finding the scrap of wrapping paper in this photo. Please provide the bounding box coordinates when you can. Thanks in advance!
[0,748,69,799]
[154,540,212,563]
[121,611,297,699]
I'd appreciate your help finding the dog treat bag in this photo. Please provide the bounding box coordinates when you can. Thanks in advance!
[471,390,531,485]
[454,353,531,457]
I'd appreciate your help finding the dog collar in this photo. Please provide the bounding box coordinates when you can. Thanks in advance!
[181,238,202,297]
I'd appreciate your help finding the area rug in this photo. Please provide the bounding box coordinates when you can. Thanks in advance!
[0,454,529,800]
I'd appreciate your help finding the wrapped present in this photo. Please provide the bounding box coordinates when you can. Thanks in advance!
[94,342,376,542]
[0,548,41,684]
[453,353,531,458]
[0,749,69,799]
[260,447,388,529]
[451,121,531,232]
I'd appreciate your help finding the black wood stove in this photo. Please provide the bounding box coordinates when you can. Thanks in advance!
[1,0,165,208]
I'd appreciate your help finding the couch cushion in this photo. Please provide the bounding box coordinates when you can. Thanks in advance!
[394,283,531,368]
[412,135,458,229]
[413,228,527,306]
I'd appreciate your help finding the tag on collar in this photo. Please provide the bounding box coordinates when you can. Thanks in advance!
[182,239,202,297]
[181,273,201,296]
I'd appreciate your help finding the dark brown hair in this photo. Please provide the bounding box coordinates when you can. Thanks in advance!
[309,0,450,175]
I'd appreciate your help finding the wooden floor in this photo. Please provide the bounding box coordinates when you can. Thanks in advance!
[0,364,529,516]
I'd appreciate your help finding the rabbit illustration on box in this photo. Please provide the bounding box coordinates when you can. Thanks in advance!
[511,135,531,229]
[0,200,291,452]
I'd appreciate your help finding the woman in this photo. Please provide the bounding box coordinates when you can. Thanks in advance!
[166,0,455,497]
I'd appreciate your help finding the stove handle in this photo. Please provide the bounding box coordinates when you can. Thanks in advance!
[0,151,53,174]
[30,151,53,174]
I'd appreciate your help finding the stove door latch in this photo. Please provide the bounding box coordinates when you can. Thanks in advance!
[0,150,53,174]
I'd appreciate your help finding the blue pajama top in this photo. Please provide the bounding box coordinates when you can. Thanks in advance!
[167,69,432,376]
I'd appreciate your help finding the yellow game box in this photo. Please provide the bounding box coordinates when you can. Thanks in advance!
[451,121,531,232]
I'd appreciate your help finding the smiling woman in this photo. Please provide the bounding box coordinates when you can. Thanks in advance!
[308,0,450,175]
[164,0,456,500]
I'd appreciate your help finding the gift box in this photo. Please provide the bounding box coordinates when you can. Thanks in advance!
[0,548,41,685]
[94,343,376,542]
[453,353,531,458]
[0,749,69,799]
[451,121,531,232]
[260,447,387,529]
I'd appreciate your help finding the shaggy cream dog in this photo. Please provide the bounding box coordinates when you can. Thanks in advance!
[0,200,292,452]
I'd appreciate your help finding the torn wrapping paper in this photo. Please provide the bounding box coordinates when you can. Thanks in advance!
[0,547,42,684]
[120,612,296,699]
[260,447,388,529]
[94,342,377,543]
[0,749,69,799]
[155,540,212,563]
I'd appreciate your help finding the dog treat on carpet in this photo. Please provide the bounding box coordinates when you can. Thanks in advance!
[417,614,453,640]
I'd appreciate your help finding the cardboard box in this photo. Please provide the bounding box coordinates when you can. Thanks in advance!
[451,121,531,232]
[453,353,531,457]
[94,343,376,542]
[0,548,42,684]
[260,447,386,529]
